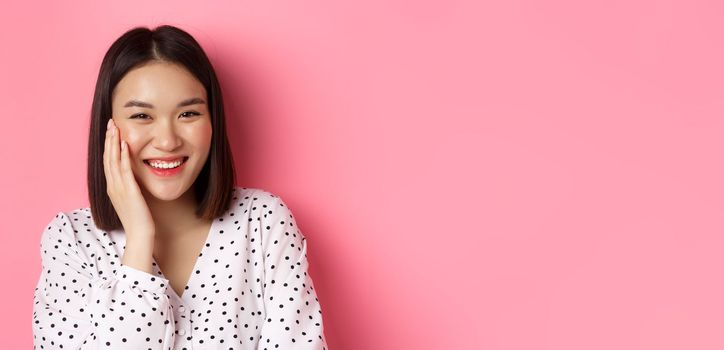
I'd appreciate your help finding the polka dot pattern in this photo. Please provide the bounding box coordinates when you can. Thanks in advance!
[32,187,328,349]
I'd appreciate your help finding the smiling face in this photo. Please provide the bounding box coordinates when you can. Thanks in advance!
[111,60,212,202]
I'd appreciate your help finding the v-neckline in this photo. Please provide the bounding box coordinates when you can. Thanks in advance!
[151,217,218,301]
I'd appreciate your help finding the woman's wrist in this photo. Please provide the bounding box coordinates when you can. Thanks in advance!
[122,234,155,274]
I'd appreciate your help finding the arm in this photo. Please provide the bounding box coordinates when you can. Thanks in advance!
[257,195,328,349]
[32,212,176,349]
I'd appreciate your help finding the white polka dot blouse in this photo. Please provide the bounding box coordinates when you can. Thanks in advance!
[32,187,328,349]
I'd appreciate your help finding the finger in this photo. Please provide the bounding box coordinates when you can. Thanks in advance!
[103,120,112,189]
[120,139,135,189]
[109,119,122,191]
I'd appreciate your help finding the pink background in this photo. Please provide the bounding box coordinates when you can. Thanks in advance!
[2,1,723,349]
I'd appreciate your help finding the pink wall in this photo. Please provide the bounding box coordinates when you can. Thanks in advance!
[3,0,723,349]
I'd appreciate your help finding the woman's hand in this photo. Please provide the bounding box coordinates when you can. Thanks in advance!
[104,118,156,241]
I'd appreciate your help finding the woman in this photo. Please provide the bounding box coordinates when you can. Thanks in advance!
[32,25,328,349]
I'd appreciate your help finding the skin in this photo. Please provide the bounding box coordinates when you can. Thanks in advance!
[109,60,213,245]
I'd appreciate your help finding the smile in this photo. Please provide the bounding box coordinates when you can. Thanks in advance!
[143,157,188,176]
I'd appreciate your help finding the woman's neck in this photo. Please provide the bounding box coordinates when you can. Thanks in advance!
[142,186,206,238]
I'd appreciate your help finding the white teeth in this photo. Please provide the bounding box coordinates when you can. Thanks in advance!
[147,159,184,169]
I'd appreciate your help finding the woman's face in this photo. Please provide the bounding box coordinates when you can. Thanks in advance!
[110,61,212,202]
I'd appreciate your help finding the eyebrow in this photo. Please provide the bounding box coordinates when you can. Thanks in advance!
[123,97,206,109]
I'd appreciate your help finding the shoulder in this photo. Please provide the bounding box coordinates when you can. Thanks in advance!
[228,186,294,217]
[247,189,309,259]
[252,187,297,220]
[231,186,280,202]
[229,187,301,232]
[41,208,96,237]
[38,208,99,259]
[40,207,121,251]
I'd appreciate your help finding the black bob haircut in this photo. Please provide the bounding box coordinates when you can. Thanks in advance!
[87,24,236,232]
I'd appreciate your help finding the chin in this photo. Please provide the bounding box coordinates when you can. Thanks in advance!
[140,179,191,201]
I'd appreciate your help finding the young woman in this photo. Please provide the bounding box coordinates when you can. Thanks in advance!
[32,25,328,349]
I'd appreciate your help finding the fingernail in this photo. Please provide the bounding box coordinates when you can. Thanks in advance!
[121,140,126,150]
[107,119,112,130]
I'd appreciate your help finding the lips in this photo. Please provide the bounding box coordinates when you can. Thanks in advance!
[144,156,188,166]
[143,156,188,177]
[144,156,188,162]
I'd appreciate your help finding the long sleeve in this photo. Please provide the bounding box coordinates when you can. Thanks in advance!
[32,212,176,349]
[258,195,328,349]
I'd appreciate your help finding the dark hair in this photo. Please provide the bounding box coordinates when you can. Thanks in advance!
[88,25,236,232]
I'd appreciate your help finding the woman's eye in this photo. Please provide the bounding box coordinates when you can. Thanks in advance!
[181,111,201,118]
[129,111,200,119]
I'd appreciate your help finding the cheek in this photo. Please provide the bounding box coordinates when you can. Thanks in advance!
[188,123,213,149]
[119,129,144,159]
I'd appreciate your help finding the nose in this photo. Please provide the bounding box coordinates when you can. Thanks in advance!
[151,121,182,151]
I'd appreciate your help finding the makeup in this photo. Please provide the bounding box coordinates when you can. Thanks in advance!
[143,157,188,177]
